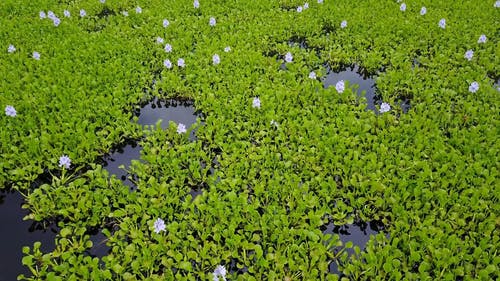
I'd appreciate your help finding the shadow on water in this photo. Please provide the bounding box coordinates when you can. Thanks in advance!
[322,64,380,112]
[0,189,57,281]
[321,220,386,274]
[102,140,142,190]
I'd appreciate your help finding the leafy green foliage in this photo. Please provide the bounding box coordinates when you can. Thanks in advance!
[1,0,498,280]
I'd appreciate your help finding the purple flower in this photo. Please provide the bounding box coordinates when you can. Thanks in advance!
[40,11,47,19]
[59,155,71,169]
[297,6,303,12]
[163,19,170,27]
[252,97,261,109]
[33,51,40,60]
[380,102,391,113]
[224,46,231,52]
[164,59,172,69]
[341,20,347,28]
[5,105,16,117]
[156,37,164,44]
[177,123,187,134]
[495,1,500,8]
[400,3,406,12]
[304,3,309,9]
[153,218,166,233]
[478,34,487,44]
[8,44,16,53]
[64,10,70,17]
[213,265,227,281]
[284,52,293,63]
[438,18,446,29]
[122,11,129,17]
[194,0,200,8]
[135,6,142,14]
[420,7,427,15]
[53,17,61,27]
[309,71,316,79]
[212,54,220,65]
[318,0,323,3]
[469,81,479,93]
[464,50,473,61]
[209,17,216,26]
[335,80,345,93]
[164,44,172,53]
[100,0,106,3]
[177,58,185,67]
[47,11,56,20]
[80,9,86,17]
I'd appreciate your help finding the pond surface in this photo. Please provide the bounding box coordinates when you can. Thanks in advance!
[0,189,57,281]
[322,65,379,112]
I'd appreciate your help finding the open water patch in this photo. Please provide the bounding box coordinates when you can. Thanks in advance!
[322,64,381,112]
[0,189,57,281]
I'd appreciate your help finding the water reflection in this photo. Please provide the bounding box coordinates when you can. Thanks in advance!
[0,189,57,280]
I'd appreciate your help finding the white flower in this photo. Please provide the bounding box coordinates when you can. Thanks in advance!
[100,0,106,3]
[284,52,293,63]
[194,0,200,8]
[64,10,70,17]
[122,11,129,16]
[59,155,71,169]
[340,20,347,28]
[380,102,391,113]
[33,51,40,60]
[177,58,185,67]
[164,43,172,52]
[80,9,86,17]
[478,34,487,44]
[47,11,56,20]
[135,6,142,14]
[297,6,303,12]
[209,17,216,26]
[8,44,16,53]
[164,59,172,69]
[5,105,16,117]
[212,54,220,65]
[224,46,231,52]
[400,3,406,12]
[213,265,227,281]
[318,0,323,3]
[156,37,164,44]
[252,97,261,109]
[39,11,47,19]
[309,71,316,79]
[163,19,170,28]
[464,50,473,61]
[304,3,309,9]
[469,81,479,93]
[335,80,345,93]
[270,120,279,127]
[177,123,187,134]
[153,218,166,234]
[420,7,427,15]
[53,17,61,27]
[495,1,500,8]
[438,18,446,29]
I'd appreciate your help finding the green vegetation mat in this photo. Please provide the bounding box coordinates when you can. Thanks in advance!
[1,0,499,280]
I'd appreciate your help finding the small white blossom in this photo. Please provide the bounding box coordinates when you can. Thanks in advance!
[464,50,474,61]
[213,265,227,281]
[163,19,170,28]
[478,34,487,44]
[8,45,16,53]
[212,54,220,65]
[309,71,316,79]
[156,37,164,44]
[177,123,187,134]
[270,120,279,127]
[495,1,500,8]
[341,20,347,28]
[438,18,446,29]
[209,17,216,26]
[47,11,56,20]
[164,59,172,69]
[335,80,345,93]
[80,9,86,17]
[252,97,261,109]
[304,3,309,9]
[39,11,47,19]
[224,46,231,52]
[420,7,427,15]
[5,105,16,117]
[318,0,323,3]
[380,102,391,113]
[469,81,479,93]
[53,17,61,27]
[33,51,40,60]
[194,0,200,8]
[64,10,70,17]
[284,52,293,63]
[297,6,303,12]
[153,218,166,234]
[135,6,142,14]
[177,58,185,67]
[164,44,172,53]
[400,3,406,12]
[59,155,71,169]
[122,11,129,16]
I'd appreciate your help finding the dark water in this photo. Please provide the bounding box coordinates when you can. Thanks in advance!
[102,142,142,189]
[321,220,385,274]
[0,189,57,281]
[322,65,379,112]
[86,228,110,258]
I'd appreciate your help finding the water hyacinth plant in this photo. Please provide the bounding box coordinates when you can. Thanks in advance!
[1,1,499,280]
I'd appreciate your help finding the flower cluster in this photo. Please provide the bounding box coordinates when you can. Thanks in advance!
[213,265,227,281]
[177,123,187,134]
[252,97,261,109]
[5,105,16,117]
[153,218,166,233]
[335,80,345,93]
[59,155,71,169]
